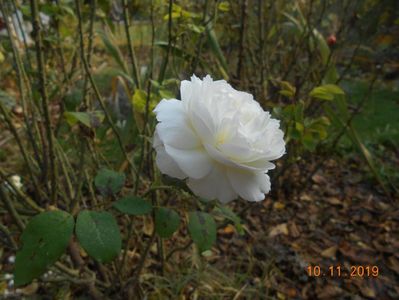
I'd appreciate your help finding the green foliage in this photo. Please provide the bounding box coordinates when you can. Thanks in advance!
[113,195,153,215]
[98,29,129,75]
[188,211,217,253]
[1,0,397,296]
[155,207,180,238]
[14,211,74,286]
[64,111,105,128]
[75,210,121,263]
[214,205,244,235]
[94,168,125,196]
[309,84,345,101]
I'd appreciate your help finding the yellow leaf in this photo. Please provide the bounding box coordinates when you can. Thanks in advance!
[273,202,286,210]
[269,223,289,237]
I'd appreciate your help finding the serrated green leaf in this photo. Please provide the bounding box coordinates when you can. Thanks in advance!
[188,211,217,253]
[75,210,121,263]
[113,196,152,215]
[94,168,125,196]
[155,208,180,238]
[14,211,74,286]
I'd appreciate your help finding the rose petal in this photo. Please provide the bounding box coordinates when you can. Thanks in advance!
[187,165,237,203]
[227,170,271,202]
[164,145,213,179]
[156,122,199,150]
[153,99,183,122]
[155,145,186,179]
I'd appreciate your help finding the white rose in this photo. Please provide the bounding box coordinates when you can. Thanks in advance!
[153,75,286,203]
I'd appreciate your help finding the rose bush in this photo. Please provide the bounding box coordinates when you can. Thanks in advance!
[153,75,286,203]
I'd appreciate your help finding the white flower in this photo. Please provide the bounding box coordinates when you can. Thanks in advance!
[10,175,22,190]
[153,75,285,203]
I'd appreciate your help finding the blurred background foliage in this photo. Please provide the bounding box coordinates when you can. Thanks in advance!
[0,0,398,298]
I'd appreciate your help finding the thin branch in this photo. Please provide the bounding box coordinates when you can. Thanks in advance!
[236,0,248,82]
[158,0,173,83]
[0,185,25,231]
[74,0,137,177]
[30,0,58,204]
[122,0,141,89]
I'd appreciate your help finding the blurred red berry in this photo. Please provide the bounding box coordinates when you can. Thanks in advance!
[327,34,337,46]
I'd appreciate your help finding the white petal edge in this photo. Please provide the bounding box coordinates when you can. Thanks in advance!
[155,145,186,180]
[226,170,271,202]
[164,144,213,179]
[187,164,237,203]
[153,99,183,122]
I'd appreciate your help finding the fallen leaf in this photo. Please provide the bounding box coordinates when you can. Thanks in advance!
[300,193,313,201]
[325,197,342,205]
[18,282,39,296]
[320,246,337,258]
[269,223,289,237]
[273,202,286,210]
[312,173,326,184]
[317,284,344,299]
[289,221,300,238]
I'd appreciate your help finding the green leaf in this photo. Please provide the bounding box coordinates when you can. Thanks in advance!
[94,168,125,196]
[159,88,175,99]
[302,132,317,151]
[279,90,294,98]
[113,196,152,215]
[218,1,230,12]
[75,210,121,263]
[64,111,104,128]
[132,89,148,113]
[295,122,305,133]
[14,211,74,286]
[205,24,229,79]
[214,206,244,235]
[98,30,128,74]
[310,84,345,101]
[154,208,180,238]
[279,81,296,98]
[188,211,217,253]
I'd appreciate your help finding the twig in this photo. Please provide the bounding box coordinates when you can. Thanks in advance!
[236,0,248,82]
[122,0,141,89]
[0,168,42,212]
[0,222,18,249]
[0,185,25,231]
[158,0,173,84]
[123,231,156,293]
[74,0,137,177]
[30,0,58,204]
